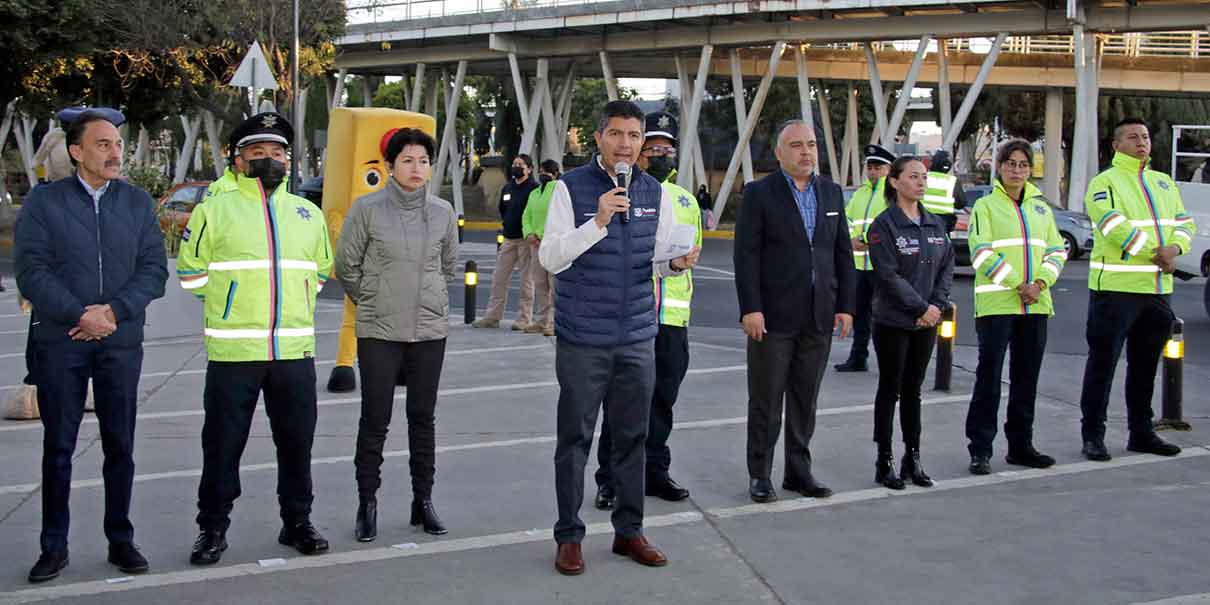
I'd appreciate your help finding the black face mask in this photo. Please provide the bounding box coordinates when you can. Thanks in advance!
[247,158,287,191]
[645,156,676,182]
[510,166,526,180]
[539,173,553,185]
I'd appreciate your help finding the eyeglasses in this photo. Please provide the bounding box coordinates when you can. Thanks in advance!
[641,145,677,157]
[1002,160,1032,171]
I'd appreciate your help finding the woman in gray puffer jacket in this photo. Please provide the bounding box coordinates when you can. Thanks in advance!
[335,128,458,542]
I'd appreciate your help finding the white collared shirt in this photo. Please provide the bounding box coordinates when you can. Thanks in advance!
[538,161,683,278]
[77,173,111,206]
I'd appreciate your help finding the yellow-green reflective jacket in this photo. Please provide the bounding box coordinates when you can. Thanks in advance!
[845,176,887,271]
[655,180,702,327]
[968,181,1066,317]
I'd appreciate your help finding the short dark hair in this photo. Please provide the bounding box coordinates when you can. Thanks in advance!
[540,159,561,176]
[995,138,1034,168]
[65,110,119,167]
[1113,117,1148,141]
[884,155,926,203]
[596,100,645,134]
[514,153,534,170]
[384,128,436,165]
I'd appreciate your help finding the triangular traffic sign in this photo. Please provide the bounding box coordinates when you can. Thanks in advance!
[228,42,279,90]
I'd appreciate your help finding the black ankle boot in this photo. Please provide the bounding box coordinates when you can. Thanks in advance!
[355,495,377,542]
[875,451,905,490]
[411,499,448,535]
[900,449,934,487]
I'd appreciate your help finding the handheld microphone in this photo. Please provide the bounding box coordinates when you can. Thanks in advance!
[614,161,630,223]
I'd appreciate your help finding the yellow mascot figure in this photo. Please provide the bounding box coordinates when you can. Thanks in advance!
[323,107,437,392]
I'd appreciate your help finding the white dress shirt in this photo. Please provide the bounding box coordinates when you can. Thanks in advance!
[538,165,684,278]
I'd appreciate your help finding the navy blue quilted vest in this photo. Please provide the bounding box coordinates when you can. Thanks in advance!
[554,158,661,346]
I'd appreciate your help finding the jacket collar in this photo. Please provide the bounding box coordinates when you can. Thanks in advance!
[992,179,1043,204]
[886,201,944,229]
[234,171,288,200]
[1111,151,1149,173]
[386,177,428,210]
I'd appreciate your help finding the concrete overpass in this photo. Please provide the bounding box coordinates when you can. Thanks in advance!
[331,0,1210,215]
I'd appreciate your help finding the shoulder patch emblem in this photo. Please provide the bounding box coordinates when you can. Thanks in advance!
[1158,180,1171,190]
[296,206,312,221]
[181,227,191,242]
[1034,203,1047,215]
[678,195,691,208]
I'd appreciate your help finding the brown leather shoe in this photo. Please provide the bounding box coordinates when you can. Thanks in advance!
[611,535,668,567]
[555,543,584,575]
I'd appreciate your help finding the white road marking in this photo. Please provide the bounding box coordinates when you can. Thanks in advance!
[2,447,1203,604]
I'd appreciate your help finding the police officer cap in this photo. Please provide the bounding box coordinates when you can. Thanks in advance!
[230,112,294,150]
[864,144,895,166]
[56,107,126,127]
[644,111,678,143]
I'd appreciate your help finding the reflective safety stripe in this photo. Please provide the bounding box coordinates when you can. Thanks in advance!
[1099,214,1126,235]
[971,249,995,270]
[661,299,691,309]
[1089,261,1161,273]
[975,284,1011,293]
[204,327,315,339]
[989,262,1013,285]
[990,238,1049,249]
[1129,219,1181,227]
[850,218,875,226]
[180,276,209,289]
[208,259,318,271]
[1123,229,1148,257]
[1173,230,1192,242]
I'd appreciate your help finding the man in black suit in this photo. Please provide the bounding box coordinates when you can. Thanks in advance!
[734,119,856,503]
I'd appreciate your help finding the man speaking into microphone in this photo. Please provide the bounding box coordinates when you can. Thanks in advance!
[540,100,700,576]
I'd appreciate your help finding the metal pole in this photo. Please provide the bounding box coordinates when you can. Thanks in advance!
[599,51,619,101]
[942,32,1008,151]
[409,64,426,112]
[934,304,956,391]
[848,84,862,186]
[937,39,953,142]
[678,45,714,190]
[433,60,467,187]
[885,35,932,144]
[1043,88,1064,204]
[713,41,787,219]
[464,260,478,324]
[1085,34,1100,187]
[862,43,889,144]
[794,45,816,141]
[1157,318,1191,430]
[1068,23,1090,212]
[290,0,301,194]
[818,81,838,181]
[729,49,755,183]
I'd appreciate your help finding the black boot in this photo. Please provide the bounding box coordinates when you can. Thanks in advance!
[900,449,934,487]
[355,495,378,542]
[411,500,448,535]
[326,366,357,393]
[875,450,905,490]
[834,357,868,372]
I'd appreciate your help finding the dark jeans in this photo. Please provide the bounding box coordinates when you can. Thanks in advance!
[554,338,655,544]
[966,315,1048,457]
[596,324,690,486]
[197,359,317,532]
[871,323,935,451]
[355,337,446,500]
[746,326,832,483]
[35,341,142,553]
[843,270,876,363]
[1079,291,1174,442]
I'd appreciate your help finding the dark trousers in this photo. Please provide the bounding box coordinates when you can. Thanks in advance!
[844,270,876,362]
[966,315,1048,457]
[355,337,446,500]
[34,342,142,553]
[596,324,690,487]
[1079,291,1174,442]
[196,359,317,532]
[871,323,935,451]
[746,326,831,482]
[554,338,655,544]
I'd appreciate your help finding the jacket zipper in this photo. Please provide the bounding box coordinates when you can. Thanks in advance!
[260,184,282,359]
[223,281,238,320]
[94,197,104,296]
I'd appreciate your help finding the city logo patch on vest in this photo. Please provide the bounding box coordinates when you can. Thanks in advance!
[296,206,312,221]
[896,236,920,255]
[1034,204,1047,215]
[678,195,691,208]
[633,207,658,219]
[1158,180,1171,190]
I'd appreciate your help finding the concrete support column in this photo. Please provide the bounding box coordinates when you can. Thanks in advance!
[937,40,953,142]
[409,64,426,112]
[1068,24,1091,212]
[729,49,755,183]
[713,41,787,218]
[818,82,838,181]
[599,51,619,101]
[942,32,1008,151]
[862,43,889,144]
[885,35,932,144]
[1043,87,1064,205]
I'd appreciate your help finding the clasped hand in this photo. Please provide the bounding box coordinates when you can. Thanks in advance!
[69,304,117,341]
[915,304,942,329]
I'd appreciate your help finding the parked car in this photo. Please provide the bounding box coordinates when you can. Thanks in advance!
[299,176,323,207]
[156,181,210,234]
[950,185,1093,266]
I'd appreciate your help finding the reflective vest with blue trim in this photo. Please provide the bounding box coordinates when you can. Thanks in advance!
[177,173,333,361]
[968,181,1066,317]
[554,159,661,346]
[655,179,701,327]
[1085,152,1195,295]
[845,176,887,271]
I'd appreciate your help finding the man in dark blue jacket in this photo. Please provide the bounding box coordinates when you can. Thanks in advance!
[15,110,167,583]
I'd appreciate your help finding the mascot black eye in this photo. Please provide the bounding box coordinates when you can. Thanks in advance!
[364,168,383,189]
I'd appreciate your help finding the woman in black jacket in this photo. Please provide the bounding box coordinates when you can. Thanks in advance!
[866,156,955,490]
